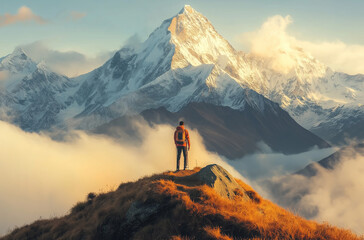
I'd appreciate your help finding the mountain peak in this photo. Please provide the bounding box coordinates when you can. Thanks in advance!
[2,47,31,63]
[178,5,195,14]
[12,47,28,57]
[0,47,36,74]
[166,5,236,69]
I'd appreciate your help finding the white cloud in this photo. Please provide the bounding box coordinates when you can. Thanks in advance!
[238,15,299,74]
[237,15,364,75]
[0,6,47,27]
[19,41,114,77]
[299,40,364,75]
[263,146,364,234]
[0,120,242,236]
[227,142,336,181]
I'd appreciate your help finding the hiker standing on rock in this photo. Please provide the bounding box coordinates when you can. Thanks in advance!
[174,121,191,171]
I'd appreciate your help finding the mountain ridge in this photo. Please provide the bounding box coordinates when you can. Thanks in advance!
[0,49,77,131]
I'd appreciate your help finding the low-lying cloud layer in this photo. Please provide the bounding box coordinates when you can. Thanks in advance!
[263,146,364,234]
[238,15,364,75]
[226,142,336,181]
[0,121,243,236]
[0,6,47,27]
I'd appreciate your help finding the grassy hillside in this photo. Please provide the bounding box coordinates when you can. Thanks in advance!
[2,167,361,240]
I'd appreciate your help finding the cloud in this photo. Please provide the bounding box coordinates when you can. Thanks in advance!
[299,40,364,75]
[122,34,142,51]
[18,41,114,77]
[238,15,298,74]
[69,11,86,21]
[226,142,336,181]
[0,6,47,27]
[237,15,364,75]
[263,146,364,234]
[0,120,243,236]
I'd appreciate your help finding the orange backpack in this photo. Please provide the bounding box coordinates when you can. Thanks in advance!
[175,129,186,144]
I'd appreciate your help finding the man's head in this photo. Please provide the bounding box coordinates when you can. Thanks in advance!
[179,121,184,126]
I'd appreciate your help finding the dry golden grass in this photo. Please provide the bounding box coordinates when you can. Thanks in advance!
[204,226,232,240]
[152,177,361,240]
[164,167,201,177]
[2,167,362,240]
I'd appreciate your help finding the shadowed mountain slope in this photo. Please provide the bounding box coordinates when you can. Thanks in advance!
[95,102,330,159]
[2,164,359,240]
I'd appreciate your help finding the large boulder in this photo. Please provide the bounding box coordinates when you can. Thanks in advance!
[193,164,249,200]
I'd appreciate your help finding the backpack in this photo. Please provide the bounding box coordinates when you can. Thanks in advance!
[175,129,186,145]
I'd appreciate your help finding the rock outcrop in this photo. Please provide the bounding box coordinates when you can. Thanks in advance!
[193,164,248,200]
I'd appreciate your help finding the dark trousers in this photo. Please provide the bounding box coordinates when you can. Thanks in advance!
[176,146,188,170]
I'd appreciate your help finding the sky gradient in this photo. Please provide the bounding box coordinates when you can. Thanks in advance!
[1,0,364,75]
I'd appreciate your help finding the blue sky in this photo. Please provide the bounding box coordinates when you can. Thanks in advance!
[1,0,364,75]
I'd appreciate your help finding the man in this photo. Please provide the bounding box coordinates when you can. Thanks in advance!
[174,121,191,171]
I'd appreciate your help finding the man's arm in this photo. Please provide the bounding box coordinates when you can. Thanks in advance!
[186,129,191,150]
[174,131,177,145]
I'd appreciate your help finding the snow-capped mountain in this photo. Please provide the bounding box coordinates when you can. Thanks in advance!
[0,48,37,76]
[0,49,77,131]
[66,5,363,144]
[0,5,360,146]
[0,6,330,156]
[63,6,267,129]
[62,6,287,128]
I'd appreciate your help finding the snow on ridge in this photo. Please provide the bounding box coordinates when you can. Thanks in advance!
[57,5,364,132]
[0,48,37,75]
[0,5,363,136]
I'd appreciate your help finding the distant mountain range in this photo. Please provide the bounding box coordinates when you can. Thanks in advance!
[0,5,363,154]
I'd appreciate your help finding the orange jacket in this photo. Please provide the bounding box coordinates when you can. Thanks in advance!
[174,125,190,147]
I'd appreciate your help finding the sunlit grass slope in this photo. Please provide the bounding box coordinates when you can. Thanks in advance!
[2,167,361,240]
